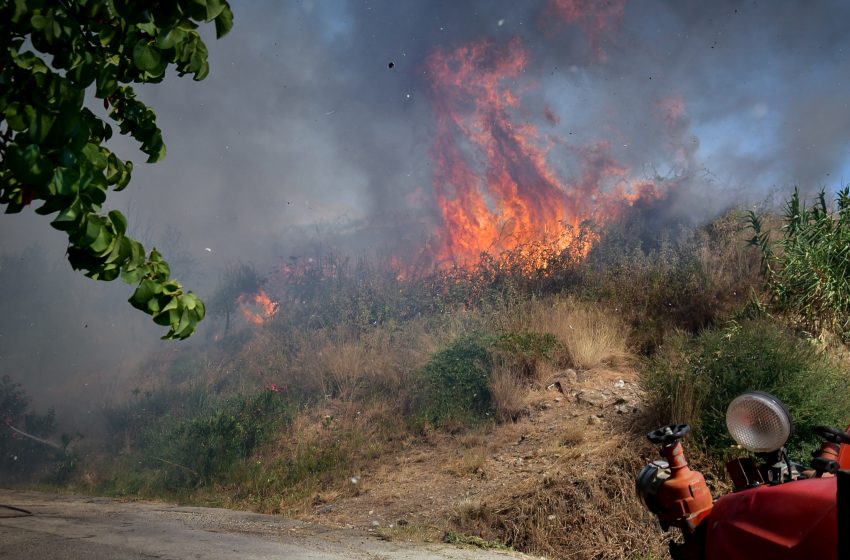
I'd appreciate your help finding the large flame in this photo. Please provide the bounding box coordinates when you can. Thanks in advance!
[238,289,279,325]
[426,37,665,270]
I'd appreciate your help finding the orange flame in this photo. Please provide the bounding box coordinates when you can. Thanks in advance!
[546,0,628,60]
[238,289,279,325]
[425,37,672,271]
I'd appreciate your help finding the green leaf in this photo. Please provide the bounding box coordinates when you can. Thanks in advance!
[51,201,81,231]
[156,28,186,50]
[129,279,161,311]
[12,0,29,23]
[31,14,48,30]
[48,167,80,196]
[28,108,57,144]
[137,22,157,35]
[194,61,210,81]
[108,210,128,236]
[7,143,53,186]
[5,104,28,131]
[204,0,226,21]
[68,52,98,87]
[133,41,163,72]
[96,63,118,97]
[214,5,234,38]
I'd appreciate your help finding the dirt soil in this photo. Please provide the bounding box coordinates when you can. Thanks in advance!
[301,367,644,538]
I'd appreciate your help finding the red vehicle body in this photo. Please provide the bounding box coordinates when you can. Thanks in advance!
[706,475,839,558]
[637,402,850,560]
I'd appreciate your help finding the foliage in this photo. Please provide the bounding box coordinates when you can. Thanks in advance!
[414,335,495,427]
[0,0,235,338]
[132,388,294,488]
[492,331,562,378]
[583,207,761,353]
[749,187,850,339]
[0,374,65,478]
[642,319,850,458]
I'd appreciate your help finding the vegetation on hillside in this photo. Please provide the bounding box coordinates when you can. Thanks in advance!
[0,375,75,482]
[750,187,850,339]
[9,191,850,559]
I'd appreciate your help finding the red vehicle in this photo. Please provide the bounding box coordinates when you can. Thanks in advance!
[637,391,850,560]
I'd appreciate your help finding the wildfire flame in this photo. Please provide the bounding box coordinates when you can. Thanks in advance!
[546,0,628,60]
[426,36,673,271]
[238,289,279,325]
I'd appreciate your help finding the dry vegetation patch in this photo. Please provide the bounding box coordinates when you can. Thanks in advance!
[489,366,529,423]
[499,297,632,370]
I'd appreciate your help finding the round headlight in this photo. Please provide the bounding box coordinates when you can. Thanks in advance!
[725,391,792,453]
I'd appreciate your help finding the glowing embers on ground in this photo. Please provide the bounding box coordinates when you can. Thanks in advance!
[238,289,279,325]
[425,38,666,272]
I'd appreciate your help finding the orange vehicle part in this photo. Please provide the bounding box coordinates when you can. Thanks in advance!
[655,439,713,531]
[839,424,850,468]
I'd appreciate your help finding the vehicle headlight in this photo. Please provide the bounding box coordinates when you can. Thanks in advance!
[725,391,792,453]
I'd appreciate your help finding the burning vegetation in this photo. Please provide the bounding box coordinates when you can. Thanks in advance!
[7,2,850,559]
[238,290,279,326]
[425,36,671,270]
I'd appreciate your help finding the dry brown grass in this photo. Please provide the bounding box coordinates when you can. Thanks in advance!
[448,448,489,477]
[272,322,444,404]
[499,296,632,370]
[489,365,528,423]
[450,434,667,560]
[560,422,586,447]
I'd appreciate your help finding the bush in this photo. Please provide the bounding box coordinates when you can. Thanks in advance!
[642,319,850,458]
[137,388,297,488]
[0,375,66,480]
[414,335,495,427]
[492,331,561,380]
[582,207,760,353]
[750,187,850,339]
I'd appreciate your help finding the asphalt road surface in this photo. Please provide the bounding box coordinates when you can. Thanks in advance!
[0,489,532,560]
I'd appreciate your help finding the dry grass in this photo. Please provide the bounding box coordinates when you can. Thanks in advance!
[560,304,631,369]
[448,448,489,477]
[489,365,528,423]
[450,435,667,560]
[499,297,632,370]
[560,422,586,447]
[261,322,446,405]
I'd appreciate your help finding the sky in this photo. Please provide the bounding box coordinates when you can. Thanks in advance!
[2,0,850,421]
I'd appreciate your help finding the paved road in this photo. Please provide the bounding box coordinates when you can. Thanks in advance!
[0,489,531,560]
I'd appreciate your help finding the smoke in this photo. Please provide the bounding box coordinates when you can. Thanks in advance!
[2,0,850,424]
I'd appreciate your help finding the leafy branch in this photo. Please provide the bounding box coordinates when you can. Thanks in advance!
[0,0,235,339]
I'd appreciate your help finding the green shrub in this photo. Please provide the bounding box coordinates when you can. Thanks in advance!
[1,375,69,481]
[750,187,850,339]
[414,335,495,427]
[133,388,297,488]
[492,331,562,378]
[642,319,850,458]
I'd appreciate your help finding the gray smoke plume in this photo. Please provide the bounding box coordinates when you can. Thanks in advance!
[2,0,850,425]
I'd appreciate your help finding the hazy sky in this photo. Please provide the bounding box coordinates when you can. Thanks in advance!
[5,0,850,263]
[2,0,850,419]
